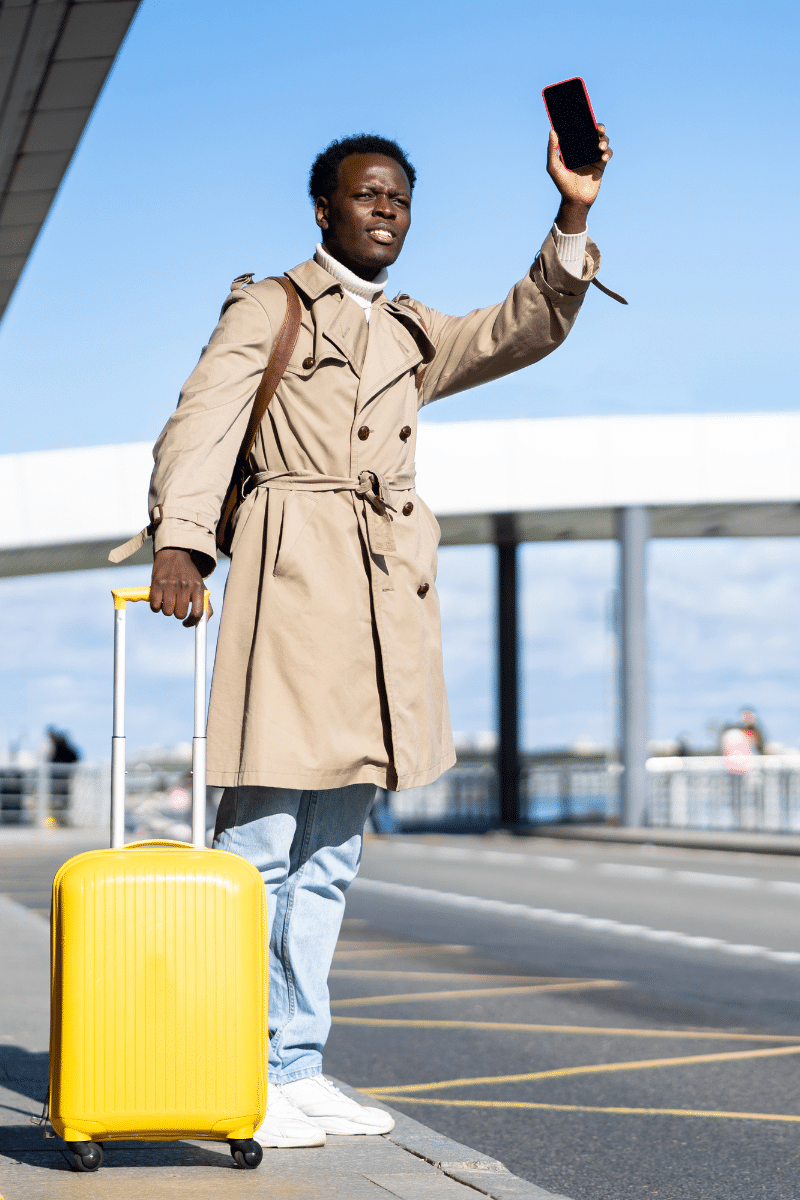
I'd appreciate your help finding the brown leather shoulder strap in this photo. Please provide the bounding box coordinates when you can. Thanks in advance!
[238,276,302,463]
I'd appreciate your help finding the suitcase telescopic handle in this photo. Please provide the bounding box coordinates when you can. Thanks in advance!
[110,587,210,850]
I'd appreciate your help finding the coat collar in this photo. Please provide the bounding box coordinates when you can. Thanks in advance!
[285,257,344,303]
[285,258,366,372]
[283,259,436,380]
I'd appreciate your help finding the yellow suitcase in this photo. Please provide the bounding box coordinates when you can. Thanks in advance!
[47,588,268,1172]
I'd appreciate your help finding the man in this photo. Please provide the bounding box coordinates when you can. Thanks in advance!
[113,125,614,1146]
[740,708,766,754]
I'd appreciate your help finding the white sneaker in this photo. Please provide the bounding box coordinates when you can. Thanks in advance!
[254,1084,327,1148]
[281,1075,395,1136]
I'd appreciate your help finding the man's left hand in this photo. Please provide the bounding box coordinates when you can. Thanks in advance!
[548,123,612,234]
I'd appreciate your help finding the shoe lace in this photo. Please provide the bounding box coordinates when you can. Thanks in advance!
[268,1087,302,1115]
[317,1076,345,1099]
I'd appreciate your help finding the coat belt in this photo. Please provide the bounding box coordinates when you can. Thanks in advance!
[248,468,416,555]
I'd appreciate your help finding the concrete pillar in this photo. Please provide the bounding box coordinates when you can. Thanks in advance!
[495,514,520,826]
[617,506,650,827]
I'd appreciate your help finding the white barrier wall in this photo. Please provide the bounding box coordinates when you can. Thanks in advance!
[4,412,800,576]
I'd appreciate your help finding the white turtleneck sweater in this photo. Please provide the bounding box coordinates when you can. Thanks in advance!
[315,243,388,322]
[314,227,588,322]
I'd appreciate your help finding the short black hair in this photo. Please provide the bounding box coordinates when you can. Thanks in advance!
[308,133,416,203]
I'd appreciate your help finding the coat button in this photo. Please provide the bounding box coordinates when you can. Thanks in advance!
[302,356,315,369]
[400,426,412,441]
[358,426,370,441]
[417,583,429,597]
[402,502,414,516]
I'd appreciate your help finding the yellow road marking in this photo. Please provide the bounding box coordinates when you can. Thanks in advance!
[373,1097,800,1122]
[331,1016,800,1042]
[330,970,560,983]
[333,944,471,959]
[367,1043,800,1094]
[330,980,625,1009]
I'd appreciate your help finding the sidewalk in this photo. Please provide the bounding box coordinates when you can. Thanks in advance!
[0,891,567,1200]
[520,823,800,855]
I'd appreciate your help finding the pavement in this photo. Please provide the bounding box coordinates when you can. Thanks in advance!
[0,829,567,1200]
[338,833,800,1200]
[6,824,800,1198]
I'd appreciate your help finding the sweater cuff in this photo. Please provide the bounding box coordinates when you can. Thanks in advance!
[531,228,600,302]
[554,223,589,279]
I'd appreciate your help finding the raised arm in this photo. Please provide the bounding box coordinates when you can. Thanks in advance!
[411,125,613,405]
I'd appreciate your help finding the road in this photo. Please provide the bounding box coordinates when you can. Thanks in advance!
[0,830,105,918]
[324,833,800,1200]
[4,829,800,1199]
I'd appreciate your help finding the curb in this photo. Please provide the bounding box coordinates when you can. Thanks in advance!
[519,824,800,856]
[333,1080,574,1200]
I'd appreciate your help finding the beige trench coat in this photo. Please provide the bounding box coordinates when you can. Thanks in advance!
[137,229,600,791]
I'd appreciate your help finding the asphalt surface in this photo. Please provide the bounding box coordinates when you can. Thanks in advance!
[325,833,800,1200]
[0,879,549,1200]
[0,832,105,919]
[4,829,800,1199]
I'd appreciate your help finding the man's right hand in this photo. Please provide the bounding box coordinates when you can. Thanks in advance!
[150,547,213,627]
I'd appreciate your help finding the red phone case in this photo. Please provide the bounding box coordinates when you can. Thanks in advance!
[542,76,598,169]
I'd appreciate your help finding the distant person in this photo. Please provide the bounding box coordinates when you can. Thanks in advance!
[739,708,766,754]
[721,725,752,770]
[113,125,616,1146]
[675,734,691,757]
[45,727,81,819]
[719,709,766,759]
[46,727,81,764]
[368,787,396,834]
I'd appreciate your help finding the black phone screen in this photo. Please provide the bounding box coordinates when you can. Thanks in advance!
[543,78,600,171]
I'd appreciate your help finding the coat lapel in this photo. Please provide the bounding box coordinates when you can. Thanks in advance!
[320,295,369,375]
[286,259,369,376]
[356,304,425,413]
[284,259,437,390]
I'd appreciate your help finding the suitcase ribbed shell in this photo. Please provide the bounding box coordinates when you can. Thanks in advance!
[49,844,268,1142]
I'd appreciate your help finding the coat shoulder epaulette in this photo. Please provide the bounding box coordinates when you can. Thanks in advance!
[392,293,425,323]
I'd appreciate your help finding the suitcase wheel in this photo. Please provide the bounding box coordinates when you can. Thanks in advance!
[228,1138,263,1169]
[67,1141,103,1172]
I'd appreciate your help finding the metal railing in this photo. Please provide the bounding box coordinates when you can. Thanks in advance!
[647,755,800,833]
[0,763,84,827]
[0,757,224,840]
[386,753,800,834]
[9,753,800,836]
[386,753,615,832]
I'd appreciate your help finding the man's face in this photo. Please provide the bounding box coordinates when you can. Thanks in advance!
[315,153,411,279]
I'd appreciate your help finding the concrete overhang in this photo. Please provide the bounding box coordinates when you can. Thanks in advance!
[1,412,799,578]
[418,412,800,545]
[0,0,141,320]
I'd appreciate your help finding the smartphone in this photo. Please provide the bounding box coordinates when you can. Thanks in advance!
[542,77,600,171]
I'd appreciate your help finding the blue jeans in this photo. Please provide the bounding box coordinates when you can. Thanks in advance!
[213,784,376,1084]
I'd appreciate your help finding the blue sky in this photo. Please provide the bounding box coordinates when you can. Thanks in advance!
[2,0,800,760]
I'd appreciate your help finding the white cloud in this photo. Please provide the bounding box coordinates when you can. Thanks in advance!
[650,540,800,745]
